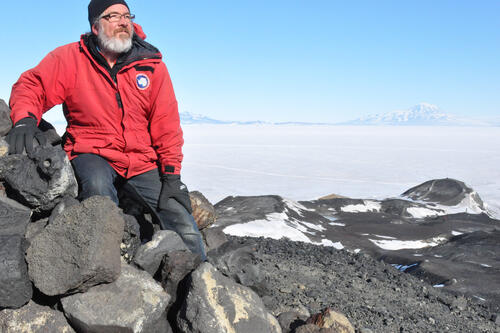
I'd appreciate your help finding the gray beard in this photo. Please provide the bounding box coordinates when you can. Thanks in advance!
[97,29,133,54]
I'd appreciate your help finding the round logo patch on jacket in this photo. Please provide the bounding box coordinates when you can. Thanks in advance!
[136,74,150,90]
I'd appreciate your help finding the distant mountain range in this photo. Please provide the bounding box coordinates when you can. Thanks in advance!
[338,103,496,126]
[180,103,499,126]
[179,112,331,126]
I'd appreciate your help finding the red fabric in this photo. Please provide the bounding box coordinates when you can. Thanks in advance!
[9,28,183,178]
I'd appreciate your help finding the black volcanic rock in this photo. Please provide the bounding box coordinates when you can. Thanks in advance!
[0,196,31,236]
[0,145,78,212]
[208,240,267,294]
[121,213,141,262]
[133,230,188,276]
[0,197,32,309]
[223,236,499,332]
[402,178,485,208]
[26,196,124,296]
[0,235,32,309]
[0,99,12,137]
[61,262,170,333]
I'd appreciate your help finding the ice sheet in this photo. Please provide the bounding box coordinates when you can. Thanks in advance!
[180,125,500,219]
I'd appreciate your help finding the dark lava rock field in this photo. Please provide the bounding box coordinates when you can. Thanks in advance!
[226,236,500,333]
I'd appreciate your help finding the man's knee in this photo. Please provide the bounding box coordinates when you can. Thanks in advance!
[71,154,118,203]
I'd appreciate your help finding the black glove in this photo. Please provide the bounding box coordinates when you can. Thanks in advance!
[158,174,193,214]
[6,117,47,155]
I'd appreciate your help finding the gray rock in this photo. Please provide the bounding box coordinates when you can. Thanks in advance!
[0,300,75,332]
[177,262,281,333]
[0,196,31,236]
[294,324,337,333]
[0,145,77,212]
[0,99,12,137]
[208,240,266,294]
[25,219,48,244]
[159,250,202,305]
[48,196,79,224]
[277,311,308,333]
[202,226,228,251]
[133,230,188,276]
[26,196,124,296]
[61,262,170,333]
[0,235,32,308]
[121,213,141,262]
[38,118,62,146]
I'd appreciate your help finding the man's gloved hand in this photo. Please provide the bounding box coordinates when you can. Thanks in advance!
[6,117,47,155]
[158,174,193,214]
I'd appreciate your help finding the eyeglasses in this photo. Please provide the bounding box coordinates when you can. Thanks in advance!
[100,12,135,23]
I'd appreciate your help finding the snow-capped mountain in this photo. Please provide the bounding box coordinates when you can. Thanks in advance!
[340,103,493,126]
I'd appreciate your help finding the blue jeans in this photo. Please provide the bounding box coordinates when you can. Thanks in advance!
[71,153,206,261]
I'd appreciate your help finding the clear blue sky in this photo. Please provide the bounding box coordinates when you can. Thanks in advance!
[1,1,499,122]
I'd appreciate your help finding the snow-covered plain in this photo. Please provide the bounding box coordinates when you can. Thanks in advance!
[180,125,500,218]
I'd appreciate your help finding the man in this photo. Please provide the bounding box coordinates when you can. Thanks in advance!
[7,0,206,260]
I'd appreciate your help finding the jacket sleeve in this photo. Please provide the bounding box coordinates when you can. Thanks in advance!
[148,61,183,175]
[9,48,69,124]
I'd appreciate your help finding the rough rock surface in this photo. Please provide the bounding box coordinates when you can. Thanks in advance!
[0,196,31,236]
[133,230,188,276]
[306,308,354,332]
[0,197,32,308]
[48,196,79,224]
[61,262,170,333]
[190,190,217,230]
[0,145,78,211]
[0,300,75,333]
[26,196,124,296]
[0,235,32,309]
[202,226,228,251]
[177,262,281,333]
[121,213,141,262]
[208,240,266,291]
[159,250,202,306]
[294,324,337,333]
[225,236,499,333]
[0,99,11,137]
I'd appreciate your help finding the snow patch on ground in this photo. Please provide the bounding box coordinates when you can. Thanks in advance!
[373,234,397,239]
[403,192,490,218]
[283,198,314,214]
[406,207,443,218]
[223,215,312,243]
[318,239,344,249]
[369,236,447,250]
[341,200,381,213]
[223,208,328,246]
[329,222,346,226]
[301,221,326,231]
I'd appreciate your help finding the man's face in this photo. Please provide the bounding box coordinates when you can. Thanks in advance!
[92,4,133,54]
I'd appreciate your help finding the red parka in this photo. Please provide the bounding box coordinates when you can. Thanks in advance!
[9,24,183,178]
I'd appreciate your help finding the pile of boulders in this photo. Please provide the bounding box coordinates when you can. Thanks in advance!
[0,99,353,333]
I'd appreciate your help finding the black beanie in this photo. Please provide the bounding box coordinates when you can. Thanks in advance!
[88,0,129,27]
